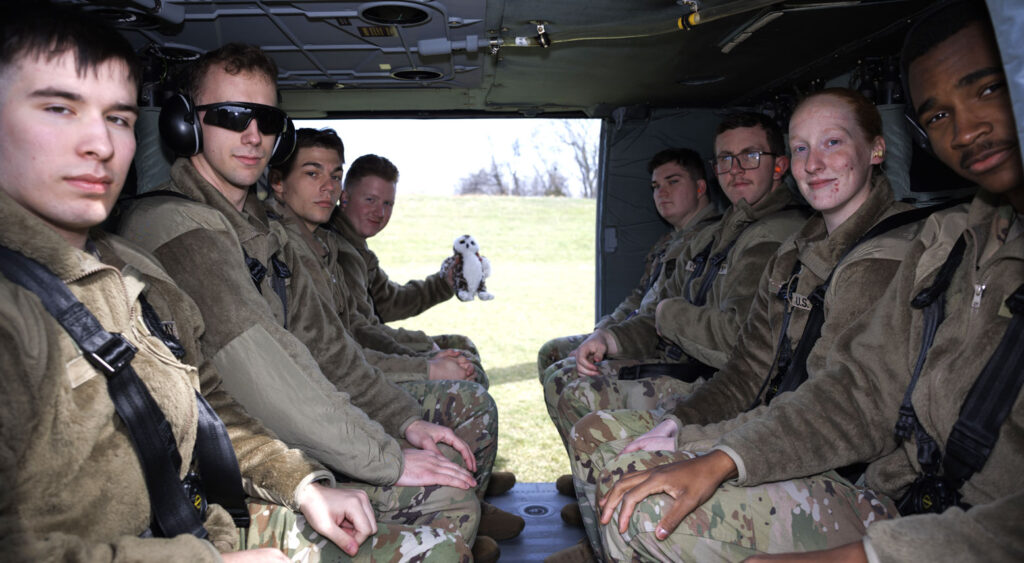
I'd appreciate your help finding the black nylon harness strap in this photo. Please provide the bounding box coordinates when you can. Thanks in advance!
[0,244,208,539]
[690,239,738,306]
[889,234,1024,515]
[758,201,965,407]
[943,283,1024,487]
[682,239,713,304]
[136,297,251,529]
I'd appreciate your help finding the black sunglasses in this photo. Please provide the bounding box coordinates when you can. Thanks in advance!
[196,102,288,135]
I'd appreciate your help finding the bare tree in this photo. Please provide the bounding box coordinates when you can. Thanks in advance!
[458,168,494,195]
[560,121,599,198]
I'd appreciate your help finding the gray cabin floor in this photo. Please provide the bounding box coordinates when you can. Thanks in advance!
[488,482,587,562]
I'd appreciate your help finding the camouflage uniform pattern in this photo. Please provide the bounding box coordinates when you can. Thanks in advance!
[400,379,498,500]
[554,373,701,445]
[243,499,472,562]
[541,356,695,453]
[569,409,898,561]
[539,356,623,452]
[535,333,587,380]
[431,334,480,359]
[569,409,661,559]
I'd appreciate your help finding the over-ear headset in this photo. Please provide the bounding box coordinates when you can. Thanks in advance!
[158,93,297,165]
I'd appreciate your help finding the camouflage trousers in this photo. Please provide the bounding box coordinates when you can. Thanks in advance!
[243,497,473,562]
[431,334,480,360]
[541,356,693,452]
[536,333,587,381]
[555,373,700,448]
[400,379,498,500]
[570,409,898,562]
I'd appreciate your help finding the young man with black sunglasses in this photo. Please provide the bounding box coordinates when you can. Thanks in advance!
[118,43,508,560]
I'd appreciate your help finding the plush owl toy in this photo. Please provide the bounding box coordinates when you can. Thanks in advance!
[443,234,494,302]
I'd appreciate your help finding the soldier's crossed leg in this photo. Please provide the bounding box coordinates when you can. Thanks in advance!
[596,450,896,561]
[536,334,587,381]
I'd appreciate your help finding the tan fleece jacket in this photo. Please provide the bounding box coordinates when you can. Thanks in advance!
[596,203,722,331]
[717,191,1024,562]
[607,186,809,368]
[665,176,917,445]
[266,200,431,382]
[118,159,419,484]
[0,191,328,561]
[316,224,435,355]
[329,210,455,324]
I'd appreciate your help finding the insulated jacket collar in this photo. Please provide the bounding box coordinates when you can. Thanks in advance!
[968,190,1022,269]
[266,198,328,260]
[678,202,721,235]
[0,190,106,283]
[168,159,271,246]
[329,208,369,251]
[793,175,898,280]
[714,185,798,254]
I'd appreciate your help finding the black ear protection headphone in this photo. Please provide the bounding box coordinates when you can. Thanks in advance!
[158,93,297,165]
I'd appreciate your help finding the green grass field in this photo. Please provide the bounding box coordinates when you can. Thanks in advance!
[372,194,596,482]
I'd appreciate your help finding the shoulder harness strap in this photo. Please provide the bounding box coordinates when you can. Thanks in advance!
[757,200,965,407]
[0,244,250,534]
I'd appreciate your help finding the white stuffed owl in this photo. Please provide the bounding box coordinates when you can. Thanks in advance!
[444,234,493,302]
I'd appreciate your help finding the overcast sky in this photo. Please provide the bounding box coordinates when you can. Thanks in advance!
[297,118,601,197]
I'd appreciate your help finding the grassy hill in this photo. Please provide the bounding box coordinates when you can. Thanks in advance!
[371,193,596,481]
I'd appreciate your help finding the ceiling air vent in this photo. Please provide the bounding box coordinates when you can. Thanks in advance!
[391,67,444,81]
[360,3,430,26]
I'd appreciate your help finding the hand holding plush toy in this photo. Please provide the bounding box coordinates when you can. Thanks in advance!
[441,234,494,302]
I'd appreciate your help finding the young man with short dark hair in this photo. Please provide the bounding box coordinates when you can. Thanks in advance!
[535,148,718,381]
[541,117,808,447]
[0,4,470,561]
[266,132,523,544]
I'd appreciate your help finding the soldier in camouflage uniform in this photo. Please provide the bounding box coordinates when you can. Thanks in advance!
[265,135,520,544]
[329,154,487,383]
[539,148,721,450]
[546,122,810,461]
[0,7,473,562]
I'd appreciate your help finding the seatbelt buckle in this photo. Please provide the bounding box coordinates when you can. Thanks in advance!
[88,333,137,376]
[182,471,209,520]
[618,365,641,380]
[656,338,684,361]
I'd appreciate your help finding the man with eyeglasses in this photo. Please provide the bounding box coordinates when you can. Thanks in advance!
[569,112,807,379]
[543,113,807,561]
[118,43,502,561]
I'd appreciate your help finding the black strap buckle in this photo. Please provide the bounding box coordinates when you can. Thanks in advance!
[655,338,684,361]
[618,365,642,380]
[87,333,138,376]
